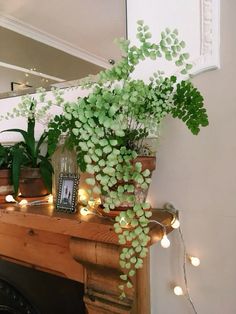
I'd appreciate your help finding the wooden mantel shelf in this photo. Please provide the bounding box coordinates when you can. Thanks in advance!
[0,204,173,314]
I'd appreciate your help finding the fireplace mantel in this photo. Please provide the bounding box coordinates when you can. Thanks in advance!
[0,204,173,314]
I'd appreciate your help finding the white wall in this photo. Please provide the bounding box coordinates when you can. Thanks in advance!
[128,1,236,314]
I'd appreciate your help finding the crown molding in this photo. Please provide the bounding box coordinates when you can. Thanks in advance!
[0,13,110,69]
[127,0,220,77]
[191,0,220,75]
[0,61,64,82]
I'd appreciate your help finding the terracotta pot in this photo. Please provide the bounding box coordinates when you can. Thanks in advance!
[99,156,156,217]
[19,167,49,197]
[131,156,156,171]
[0,169,14,202]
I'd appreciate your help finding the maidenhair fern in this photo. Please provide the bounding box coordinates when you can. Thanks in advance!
[172,81,209,135]
[47,21,209,299]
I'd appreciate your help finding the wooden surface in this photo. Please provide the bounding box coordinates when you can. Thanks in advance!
[0,203,173,314]
[0,204,173,245]
[0,220,84,282]
[134,252,151,314]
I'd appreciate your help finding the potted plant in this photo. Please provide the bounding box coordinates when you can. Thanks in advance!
[0,144,14,200]
[48,20,208,297]
[1,103,53,197]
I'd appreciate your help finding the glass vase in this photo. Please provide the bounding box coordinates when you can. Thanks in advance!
[51,136,78,204]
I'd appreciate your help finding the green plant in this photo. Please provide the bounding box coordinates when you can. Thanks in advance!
[47,21,209,298]
[0,144,13,169]
[1,103,53,196]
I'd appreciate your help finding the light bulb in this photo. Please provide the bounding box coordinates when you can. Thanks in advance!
[120,217,127,224]
[161,234,170,248]
[120,217,129,227]
[48,194,53,204]
[189,256,200,267]
[88,199,96,208]
[173,286,184,296]
[171,218,180,229]
[95,198,101,205]
[79,189,88,203]
[80,207,90,216]
[19,199,28,206]
[5,195,16,203]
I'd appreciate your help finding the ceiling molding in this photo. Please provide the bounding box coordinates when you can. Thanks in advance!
[191,0,220,75]
[0,61,64,82]
[0,13,110,69]
[127,0,220,77]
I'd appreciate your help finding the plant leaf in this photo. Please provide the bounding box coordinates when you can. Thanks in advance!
[11,146,25,196]
[39,157,53,192]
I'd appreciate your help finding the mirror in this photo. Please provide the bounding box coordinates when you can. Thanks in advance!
[0,0,127,98]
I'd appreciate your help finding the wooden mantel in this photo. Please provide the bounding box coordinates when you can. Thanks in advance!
[0,203,173,314]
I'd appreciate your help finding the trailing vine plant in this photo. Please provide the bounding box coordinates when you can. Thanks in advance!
[0,87,65,125]
[47,21,209,298]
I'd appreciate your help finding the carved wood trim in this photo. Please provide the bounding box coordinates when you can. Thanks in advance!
[0,205,173,313]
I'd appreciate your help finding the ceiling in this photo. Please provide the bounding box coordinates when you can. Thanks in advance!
[0,26,104,94]
[0,0,127,66]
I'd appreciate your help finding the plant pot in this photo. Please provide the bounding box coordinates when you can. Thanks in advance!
[19,167,49,197]
[98,156,156,217]
[0,169,14,202]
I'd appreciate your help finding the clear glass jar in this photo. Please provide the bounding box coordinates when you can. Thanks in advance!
[51,135,78,203]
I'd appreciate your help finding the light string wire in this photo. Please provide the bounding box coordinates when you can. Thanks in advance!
[27,197,199,314]
[5,195,53,206]
[150,208,198,314]
[8,194,199,314]
[149,219,167,235]
[178,225,198,314]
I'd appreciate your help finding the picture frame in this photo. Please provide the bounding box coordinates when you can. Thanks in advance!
[56,173,79,213]
[11,82,32,91]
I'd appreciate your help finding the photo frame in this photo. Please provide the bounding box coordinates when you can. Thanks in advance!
[56,173,79,213]
[11,82,32,91]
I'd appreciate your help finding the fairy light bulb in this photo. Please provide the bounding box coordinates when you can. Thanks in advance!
[120,216,129,227]
[88,199,96,209]
[95,198,101,206]
[161,234,170,248]
[5,195,16,203]
[170,215,180,229]
[120,217,127,224]
[19,199,28,206]
[80,207,90,216]
[171,218,180,229]
[173,286,184,296]
[48,194,53,204]
[79,189,88,204]
[189,256,201,267]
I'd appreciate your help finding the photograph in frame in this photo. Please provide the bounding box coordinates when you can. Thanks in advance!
[56,173,79,213]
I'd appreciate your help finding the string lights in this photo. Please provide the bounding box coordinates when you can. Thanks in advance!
[189,256,200,267]
[78,189,89,205]
[173,286,184,296]
[160,233,171,248]
[5,195,16,203]
[80,207,93,216]
[171,216,180,229]
[5,194,54,206]
[151,203,199,313]
[78,197,199,313]
[5,192,199,312]
[149,219,171,248]
[78,189,102,217]
[178,226,198,314]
